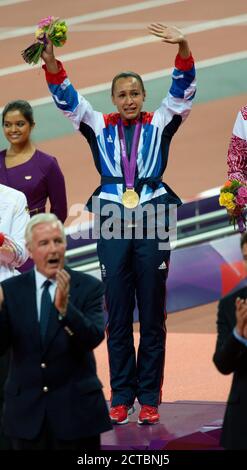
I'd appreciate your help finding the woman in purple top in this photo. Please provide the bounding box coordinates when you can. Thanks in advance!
[0,100,67,222]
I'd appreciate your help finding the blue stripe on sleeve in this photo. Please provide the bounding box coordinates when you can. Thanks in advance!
[49,82,79,112]
[169,66,196,99]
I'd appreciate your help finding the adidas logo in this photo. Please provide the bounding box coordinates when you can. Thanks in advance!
[101,264,106,277]
[107,135,113,143]
[158,261,167,270]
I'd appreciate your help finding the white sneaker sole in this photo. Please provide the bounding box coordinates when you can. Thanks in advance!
[137,418,159,425]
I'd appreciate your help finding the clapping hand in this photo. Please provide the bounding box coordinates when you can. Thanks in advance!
[235,297,247,338]
[0,246,15,264]
[55,269,71,316]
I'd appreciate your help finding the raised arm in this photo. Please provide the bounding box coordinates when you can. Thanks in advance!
[41,39,100,132]
[148,24,196,127]
[41,38,59,73]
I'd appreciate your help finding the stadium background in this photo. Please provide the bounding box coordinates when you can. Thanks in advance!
[0,0,246,404]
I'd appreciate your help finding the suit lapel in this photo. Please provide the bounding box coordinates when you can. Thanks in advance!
[43,303,61,350]
[24,270,41,343]
[66,268,81,304]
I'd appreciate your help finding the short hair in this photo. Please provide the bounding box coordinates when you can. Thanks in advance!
[111,71,145,96]
[240,232,247,250]
[25,213,66,245]
[2,100,34,126]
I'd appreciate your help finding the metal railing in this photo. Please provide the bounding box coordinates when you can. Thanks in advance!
[65,208,233,273]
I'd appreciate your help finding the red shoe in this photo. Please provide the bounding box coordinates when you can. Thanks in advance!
[138,405,160,425]
[109,405,135,425]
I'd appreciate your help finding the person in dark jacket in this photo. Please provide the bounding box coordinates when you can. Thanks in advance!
[0,213,112,450]
[213,232,247,449]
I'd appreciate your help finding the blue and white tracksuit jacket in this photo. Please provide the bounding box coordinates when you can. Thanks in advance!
[43,54,196,216]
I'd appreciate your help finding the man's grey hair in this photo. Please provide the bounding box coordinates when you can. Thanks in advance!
[25,213,66,245]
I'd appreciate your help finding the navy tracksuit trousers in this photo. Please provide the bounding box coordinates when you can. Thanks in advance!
[97,235,170,407]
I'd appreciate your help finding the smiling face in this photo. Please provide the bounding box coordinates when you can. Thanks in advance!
[111,76,146,121]
[27,222,66,279]
[2,109,34,146]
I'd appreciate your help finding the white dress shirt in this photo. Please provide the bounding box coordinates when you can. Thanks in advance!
[0,184,29,281]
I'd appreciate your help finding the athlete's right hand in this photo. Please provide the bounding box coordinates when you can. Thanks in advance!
[41,38,58,72]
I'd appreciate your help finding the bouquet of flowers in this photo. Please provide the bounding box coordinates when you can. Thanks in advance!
[219,179,247,232]
[21,16,68,65]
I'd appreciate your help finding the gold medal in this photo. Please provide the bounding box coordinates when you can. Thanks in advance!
[122,188,139,209]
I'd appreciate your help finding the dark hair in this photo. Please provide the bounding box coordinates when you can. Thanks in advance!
[240,232,247,250]
[2,100,34,126]
[111,71,145,96]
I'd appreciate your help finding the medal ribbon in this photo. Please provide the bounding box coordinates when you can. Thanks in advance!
[117,119,141,189]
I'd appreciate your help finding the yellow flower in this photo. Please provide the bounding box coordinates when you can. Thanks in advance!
[35,28,44,39]
[219,192,233,205]
[219,192,237,210]
[226,201,236,210]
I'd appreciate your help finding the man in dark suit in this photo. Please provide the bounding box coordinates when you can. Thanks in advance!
[213,232,247,450]
[0,213,112,450]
